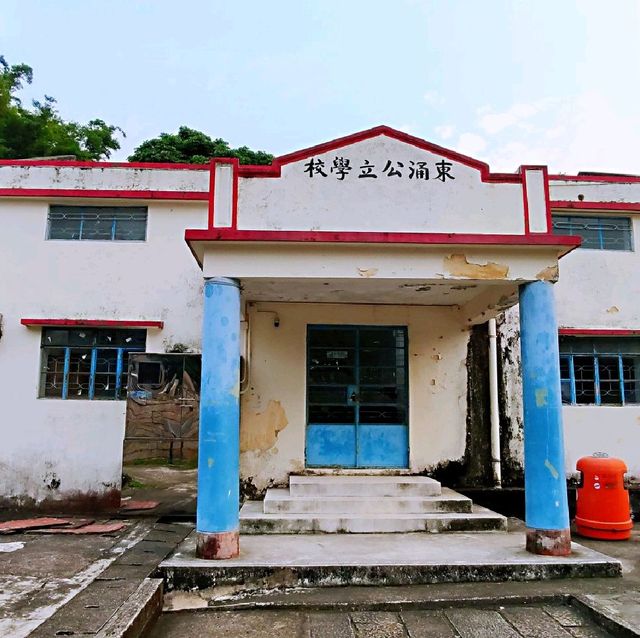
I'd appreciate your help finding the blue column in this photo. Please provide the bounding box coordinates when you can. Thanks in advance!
[196,277,241,559]
[519,281,571,555]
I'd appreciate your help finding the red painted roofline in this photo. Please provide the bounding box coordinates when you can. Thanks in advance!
[0,188,208,201]
[206,127,531,227]
[0,126,520,182]
[185,228,580,268]
[186,227,581,246]
[21,318,164,328]
[559,328,640,337]
[0,159,208,170]
[237,126,522,183]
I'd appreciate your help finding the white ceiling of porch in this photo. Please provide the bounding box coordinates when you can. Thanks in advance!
[240,277,503,306]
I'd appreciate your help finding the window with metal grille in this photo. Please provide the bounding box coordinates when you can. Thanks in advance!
[40,328,146,400]
[47,206,148,241]
[559,336,640,405]
[552,215,632,251]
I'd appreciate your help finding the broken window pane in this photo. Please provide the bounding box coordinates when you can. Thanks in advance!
[40,328,145,400]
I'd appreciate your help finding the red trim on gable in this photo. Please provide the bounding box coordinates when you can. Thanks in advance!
[521,169,531,234]
[212,126,528,232]
[186,227,581,247]
[21,318,164,328]
[208,159,216,227]
[234,126,523,184]
[0,188,208,201]
[542,168,553,231]
[550,201,640,211]
[559,328,640,337]
[0,159,208,170]
[207,158,239,227]
[519,166,552,234]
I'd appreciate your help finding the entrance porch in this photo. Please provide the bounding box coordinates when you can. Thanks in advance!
[188,237,575,559]
[183,126,581,561]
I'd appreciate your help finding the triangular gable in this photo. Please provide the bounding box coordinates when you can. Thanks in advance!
[208,126,547,238]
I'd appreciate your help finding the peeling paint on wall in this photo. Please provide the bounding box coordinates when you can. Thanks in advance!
[240,400,289,453]
[536,265,559,282]
[357,267,379,278]
[444,254,509,279]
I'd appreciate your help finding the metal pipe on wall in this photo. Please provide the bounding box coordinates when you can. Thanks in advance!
[488,318,502,487]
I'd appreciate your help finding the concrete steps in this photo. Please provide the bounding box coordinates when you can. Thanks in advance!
[239,475,507,534]
[289,475,442,497]
[263,487,473,514]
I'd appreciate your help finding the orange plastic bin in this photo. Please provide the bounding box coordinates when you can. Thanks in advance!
[575,453,633,540]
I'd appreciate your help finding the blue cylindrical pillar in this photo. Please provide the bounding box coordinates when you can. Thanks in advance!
[519,281,571,555]
[196,277,241,559]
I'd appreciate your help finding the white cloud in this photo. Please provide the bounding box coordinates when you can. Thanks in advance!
[478,99,557,135]
[476,92,640,174]
[435,124,455,140]
[456,132,487,157]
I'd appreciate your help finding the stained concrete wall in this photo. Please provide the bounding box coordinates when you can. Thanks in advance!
[239,302,471,494]
[0,198,207,508]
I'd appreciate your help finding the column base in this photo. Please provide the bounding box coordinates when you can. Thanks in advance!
[196,530,239,560]
[526,528,571,556]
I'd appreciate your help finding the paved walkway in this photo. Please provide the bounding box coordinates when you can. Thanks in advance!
[0,519,190,637]
[150,604,615,637]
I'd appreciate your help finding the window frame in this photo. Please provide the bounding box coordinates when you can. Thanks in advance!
[559,337,640,406]
[551,214,633,251]
[39,328,146,400]
[46,205,148,242]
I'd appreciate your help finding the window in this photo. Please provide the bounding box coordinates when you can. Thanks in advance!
[47,206,148,241]
[40,328,146,400]
[559,336,640,405]
[552,214,632,251]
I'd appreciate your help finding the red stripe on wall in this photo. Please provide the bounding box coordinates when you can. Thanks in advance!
[21,318,164,328]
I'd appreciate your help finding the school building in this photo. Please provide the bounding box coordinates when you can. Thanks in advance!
[1,126,638,558]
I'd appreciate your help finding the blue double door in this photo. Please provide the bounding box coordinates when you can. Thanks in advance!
[306,325,409,468]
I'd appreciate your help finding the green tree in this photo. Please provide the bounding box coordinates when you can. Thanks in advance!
[128,126,273,165]
[0,56,123,160]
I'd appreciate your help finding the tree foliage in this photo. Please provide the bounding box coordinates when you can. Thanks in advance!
[0,56,123,160]
[128,126,273,165]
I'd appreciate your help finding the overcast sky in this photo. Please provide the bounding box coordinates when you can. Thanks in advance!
[2,1,639,173]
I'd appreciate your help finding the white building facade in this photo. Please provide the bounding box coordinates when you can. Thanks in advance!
[0,127,637,554]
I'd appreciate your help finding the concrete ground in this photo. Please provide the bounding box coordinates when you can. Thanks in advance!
[122,463,197,516]
[0,518,190,637]
[149,603,617,637]
[153,524,640,638]
[0,504,636,637]
[0,520,147,637]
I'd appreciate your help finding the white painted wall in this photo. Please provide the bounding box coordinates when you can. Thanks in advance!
[0,198,207,505]
[564,407,640,481]
[236,135,527,234]
[240,302,470,492]
[550,179,640,203]
[0,165,209,193]
[555,216,640,329]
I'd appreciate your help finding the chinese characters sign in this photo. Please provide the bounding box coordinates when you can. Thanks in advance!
[303,156,455,182]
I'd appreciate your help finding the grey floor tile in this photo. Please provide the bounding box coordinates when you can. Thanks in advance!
[446,608,520,638]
